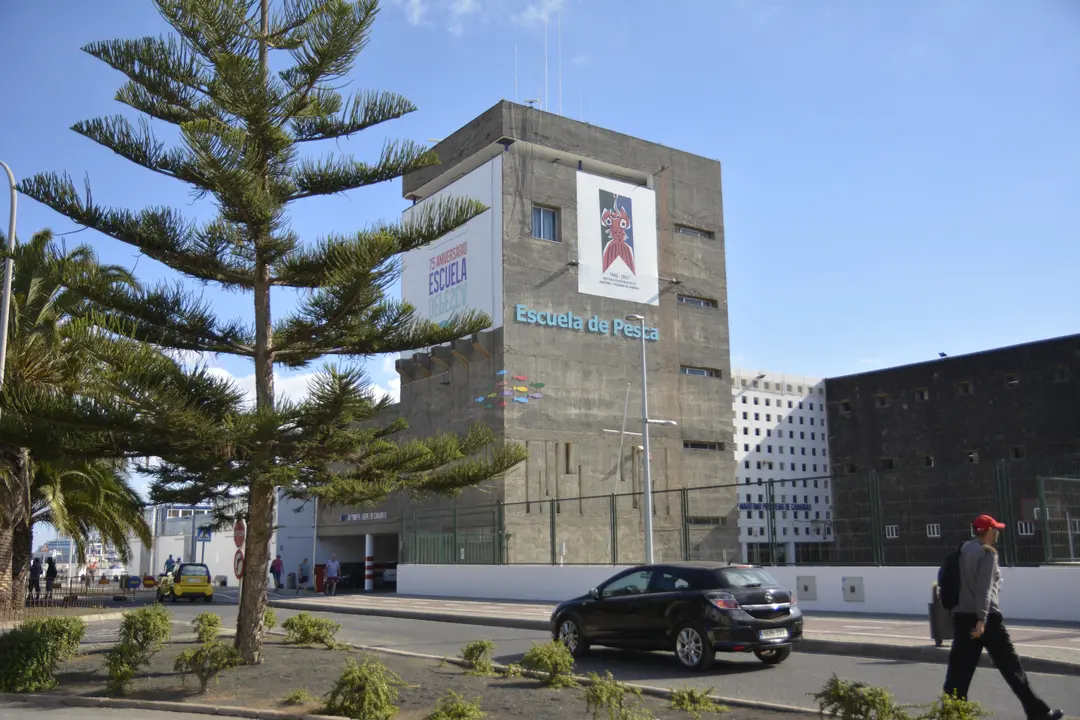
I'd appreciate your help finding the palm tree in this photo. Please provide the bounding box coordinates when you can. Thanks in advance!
[0,229,135,608]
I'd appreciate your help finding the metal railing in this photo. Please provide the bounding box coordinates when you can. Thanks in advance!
[400,455,1080,568]
[1,574,157,626]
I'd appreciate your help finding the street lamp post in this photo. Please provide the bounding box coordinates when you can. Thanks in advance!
[626,314,655,563]
[0,160,17,421]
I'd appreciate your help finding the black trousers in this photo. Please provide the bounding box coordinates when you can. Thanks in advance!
[944,612,1050,719]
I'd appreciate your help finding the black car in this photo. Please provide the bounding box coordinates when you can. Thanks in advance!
[550,562,803,671]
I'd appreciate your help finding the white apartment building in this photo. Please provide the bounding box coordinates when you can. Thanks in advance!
[731,369,834,565]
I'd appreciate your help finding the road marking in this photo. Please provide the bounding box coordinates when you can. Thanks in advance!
[843,625,886,630]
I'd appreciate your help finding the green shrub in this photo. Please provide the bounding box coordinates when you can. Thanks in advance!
[584,671,654,720]
[461,639,496,676]
[192,612,223,644]
[117,604,172,665]
[323,656,408,720]
[521,640,578,688]
[916,693,989,720]
[282,688,315,706]
[669,686,727,719]
[263,607,277,631]
[104,641,142,697]
[0,626,62,692]
[425,690,486,720]
[174,640,242,693]
[499,663,524,678]
[21,616,87,661]
[811,675,911,720]
[282,611,340,649]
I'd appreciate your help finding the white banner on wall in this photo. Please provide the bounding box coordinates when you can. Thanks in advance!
[399,155,504,357]
[576,171,659,306]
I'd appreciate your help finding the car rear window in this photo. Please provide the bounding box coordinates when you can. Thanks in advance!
[712,568,778,588]
[180,565,210,577]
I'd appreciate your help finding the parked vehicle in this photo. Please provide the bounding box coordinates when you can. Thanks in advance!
[156,562,214,603]
[551,562,802,671]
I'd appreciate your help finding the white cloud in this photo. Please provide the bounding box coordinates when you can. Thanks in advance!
[448,0,480,35]
[513,0,564,25]
[391,0,428,25]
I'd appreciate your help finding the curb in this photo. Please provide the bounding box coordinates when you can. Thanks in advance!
[0,693,339,720]
[0,611,128,631]
[344,642,818,716]
[267,599,1080,677]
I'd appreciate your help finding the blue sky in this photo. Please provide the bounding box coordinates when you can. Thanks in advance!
[2,0,1078,512]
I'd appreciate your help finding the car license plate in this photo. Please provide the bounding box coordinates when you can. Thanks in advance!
[185,578,202,584]
[759,628,789,640]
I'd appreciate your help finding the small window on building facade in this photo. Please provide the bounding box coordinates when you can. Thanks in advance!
[1010,446,1026,460]
[882,458,896,471]
[874,394,889,409]
[915,388,930,402]
[1017,521,1035,537]
[683,441,725,451]
[1004,373,1019,388]
[1053,365,1070,382]
[674,224,714,239]
[926,523,941,538]
[840,400,852,414]
[677,294,719,309]
[923,455,935,468]
[843,463,857,474]
[680,365,720,377]
[885,525,900,539]
[958,380,975,396]
[531,205,559,242]
[966,450,980,464]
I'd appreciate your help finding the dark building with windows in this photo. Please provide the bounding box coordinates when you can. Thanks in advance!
[824,333,1080,565]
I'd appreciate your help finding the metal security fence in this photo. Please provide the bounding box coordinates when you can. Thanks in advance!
[400,455,1080,568]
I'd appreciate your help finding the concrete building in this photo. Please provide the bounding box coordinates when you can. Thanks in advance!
[731,369,833,564]
[310,101,738,568]
[824,333,1080,565]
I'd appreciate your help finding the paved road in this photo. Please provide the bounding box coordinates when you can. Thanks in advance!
[0,706,253,719]
[270,592,1080,664]
[81,599,1077,719]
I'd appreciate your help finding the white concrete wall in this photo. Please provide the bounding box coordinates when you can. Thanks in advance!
[398,564,1080,622]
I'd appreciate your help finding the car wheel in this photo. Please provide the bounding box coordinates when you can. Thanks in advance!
[754,647,791,665]
[556,616,590,657]
[674,623,714,671]
[204,595,213,603]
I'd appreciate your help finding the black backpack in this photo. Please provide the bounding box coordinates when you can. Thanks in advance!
[937,544,963,610]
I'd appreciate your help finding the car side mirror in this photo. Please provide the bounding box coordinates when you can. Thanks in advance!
[588,588,600,600]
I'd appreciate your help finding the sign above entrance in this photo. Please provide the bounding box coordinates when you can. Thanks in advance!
[738,502,812,512]
[513,304,659,342]
[340,511,389,523]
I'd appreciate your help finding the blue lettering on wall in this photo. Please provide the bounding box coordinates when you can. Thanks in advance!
[737,503,813,512]
[514,304,659,342]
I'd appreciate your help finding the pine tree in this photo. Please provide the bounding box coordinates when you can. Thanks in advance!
[19,0,526,662]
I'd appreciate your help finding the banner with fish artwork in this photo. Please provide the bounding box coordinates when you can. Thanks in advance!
[474,369,548,410]
[576,171,659,306]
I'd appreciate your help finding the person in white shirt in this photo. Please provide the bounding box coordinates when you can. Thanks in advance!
[324,555,341,596]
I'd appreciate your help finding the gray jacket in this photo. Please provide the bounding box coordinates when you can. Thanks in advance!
[955,539,1001,621]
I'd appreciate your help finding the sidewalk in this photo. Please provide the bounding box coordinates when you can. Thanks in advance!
[267,591,1080,677]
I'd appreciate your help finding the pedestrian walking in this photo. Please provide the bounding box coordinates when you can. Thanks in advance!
[943,515,1064,720]
[324,555,341,596]
[45,557,58,600]
[164,554,176,574]
[297,558,311,594]
[29,558,43,602]
[270,554,284,590]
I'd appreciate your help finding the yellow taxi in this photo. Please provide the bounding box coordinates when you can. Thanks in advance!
[156,562,214,603]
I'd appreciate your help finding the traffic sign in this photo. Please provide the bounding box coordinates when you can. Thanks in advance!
[142,576,157,589]
[233,520,246,548]
[125,576,142,590]
[196,527,212,543]
[233,549,245,579]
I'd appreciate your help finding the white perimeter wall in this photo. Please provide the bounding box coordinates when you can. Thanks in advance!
[398,564,1080,623]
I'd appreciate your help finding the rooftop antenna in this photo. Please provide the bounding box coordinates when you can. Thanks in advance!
[543,15,549,111]
[557,12,563,115]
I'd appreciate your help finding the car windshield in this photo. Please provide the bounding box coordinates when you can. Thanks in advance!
[179,565,209,577]
[713,568,778,588]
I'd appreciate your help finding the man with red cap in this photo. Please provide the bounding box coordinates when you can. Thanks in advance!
[944,515,1064,720]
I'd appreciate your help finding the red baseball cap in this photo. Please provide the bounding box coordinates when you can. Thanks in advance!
[972,515,1006,532]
